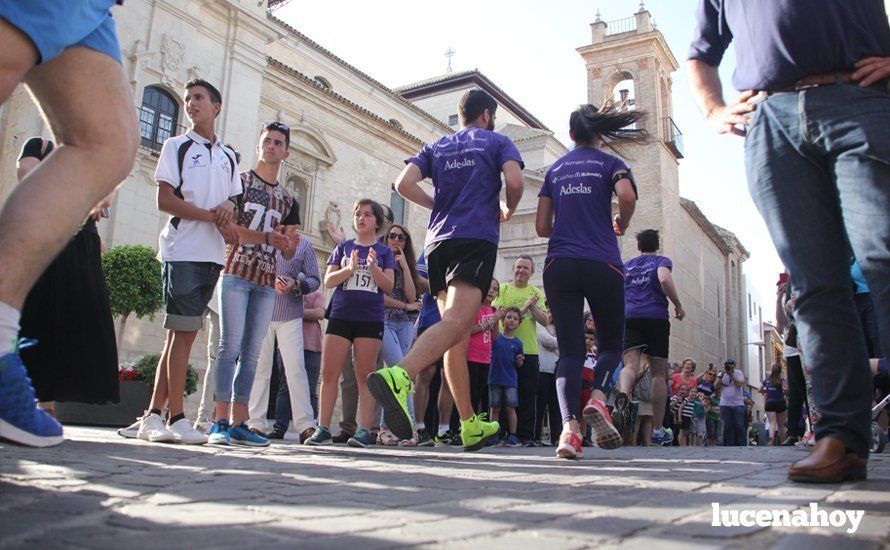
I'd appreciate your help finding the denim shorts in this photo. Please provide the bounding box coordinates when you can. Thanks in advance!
[163,261,221,331]
[0,1,122,64]
[489,385,519,409]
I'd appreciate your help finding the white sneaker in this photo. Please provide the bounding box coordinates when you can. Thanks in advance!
[169,418,207,445]
[137,412,175,443]
[117,417,143,439]
[193,419,214,434]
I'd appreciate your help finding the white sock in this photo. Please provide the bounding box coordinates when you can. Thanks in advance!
[438,424,449,436]
[0,301,21,355]
[416,422,425,430]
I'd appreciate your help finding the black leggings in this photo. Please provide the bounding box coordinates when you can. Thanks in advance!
[543,257,625,423]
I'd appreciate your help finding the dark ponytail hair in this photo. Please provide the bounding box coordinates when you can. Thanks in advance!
[569,101,648,147]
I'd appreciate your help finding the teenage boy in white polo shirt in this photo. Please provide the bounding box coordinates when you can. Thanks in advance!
[137,79,243,445]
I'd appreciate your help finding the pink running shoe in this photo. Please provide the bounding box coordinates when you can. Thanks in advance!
[556,431,583,459]
[583,398,622,450]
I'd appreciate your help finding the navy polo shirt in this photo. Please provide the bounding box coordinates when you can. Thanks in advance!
[688,0,890,90]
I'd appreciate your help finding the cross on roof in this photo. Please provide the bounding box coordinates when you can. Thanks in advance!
[444,47,456,73]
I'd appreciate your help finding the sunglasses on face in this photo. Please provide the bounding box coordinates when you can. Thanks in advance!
[387,232,406,242]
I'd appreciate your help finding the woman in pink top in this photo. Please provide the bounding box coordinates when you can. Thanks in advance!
[670,358,698,396]
[467,279,499,414]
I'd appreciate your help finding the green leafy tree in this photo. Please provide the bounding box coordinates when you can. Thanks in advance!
[102,245,164,355]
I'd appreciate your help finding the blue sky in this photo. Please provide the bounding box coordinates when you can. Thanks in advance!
[276,0,787,320]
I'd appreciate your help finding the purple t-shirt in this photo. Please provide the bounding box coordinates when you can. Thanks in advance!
[762,379,785,404]
[624,254,673,320]
[406,127,524,248]
[538,147,629,267]
[326,239,397,323]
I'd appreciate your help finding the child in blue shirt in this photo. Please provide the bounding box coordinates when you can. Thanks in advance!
[488,307,524,446]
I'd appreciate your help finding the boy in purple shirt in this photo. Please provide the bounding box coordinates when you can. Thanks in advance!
[368,89,525,451]
[615,229,685,447]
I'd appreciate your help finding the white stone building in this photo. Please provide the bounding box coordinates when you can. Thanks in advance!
[0,2,751,402]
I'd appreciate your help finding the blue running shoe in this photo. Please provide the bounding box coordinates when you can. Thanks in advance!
[230,423,270,447]
[208,419,231,445]
[505,434,521,447]
[304,426,332,446]
[347,428,375,448]
[651,427,674,446]
[0,349,63,447]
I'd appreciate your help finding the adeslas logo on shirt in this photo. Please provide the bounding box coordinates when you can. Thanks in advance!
[559,183,592,196]
[445,158,476,170]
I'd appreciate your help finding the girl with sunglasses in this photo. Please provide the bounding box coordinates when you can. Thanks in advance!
[377,224,423,445]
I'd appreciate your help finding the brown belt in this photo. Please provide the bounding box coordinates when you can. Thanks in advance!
[767,71,855,94]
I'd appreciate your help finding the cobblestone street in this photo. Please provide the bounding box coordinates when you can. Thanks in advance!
[1,426,888,549]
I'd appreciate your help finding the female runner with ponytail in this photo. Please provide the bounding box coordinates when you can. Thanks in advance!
[535,102,645,459]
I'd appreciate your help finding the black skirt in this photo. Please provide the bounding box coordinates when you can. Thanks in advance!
[19,218,119,404]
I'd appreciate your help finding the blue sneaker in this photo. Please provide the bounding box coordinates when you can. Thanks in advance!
[347,428,375,448]
[230,423,270,447]
[208,419,231,445]
[505,434,521,447]
[0,349,63,447]
[651,427,674,446]
[304,426,332,446]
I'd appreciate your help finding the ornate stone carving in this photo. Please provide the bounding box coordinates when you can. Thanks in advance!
[590,67,602,79]
[636,57,649,69]
[320,201,344,244]
[161,34,185,86]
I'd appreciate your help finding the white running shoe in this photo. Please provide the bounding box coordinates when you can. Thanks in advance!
[193,419,214,434]
[117,417,142,439]
[137,412,174,443]
[169,418,207,445]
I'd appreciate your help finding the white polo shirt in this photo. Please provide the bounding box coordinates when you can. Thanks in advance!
[155,130,242,265]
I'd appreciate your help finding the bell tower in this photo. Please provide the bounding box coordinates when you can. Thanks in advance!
[577,4,684,262]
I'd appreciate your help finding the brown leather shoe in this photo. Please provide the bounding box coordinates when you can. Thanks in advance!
[299,427,316,444]
[788,437,867,483]
[331,431,352,443]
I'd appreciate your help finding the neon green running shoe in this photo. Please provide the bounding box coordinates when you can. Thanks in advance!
[367,365,413,440]
[460,413,500,452]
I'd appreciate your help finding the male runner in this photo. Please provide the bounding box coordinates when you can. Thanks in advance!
[0,1,138,447]
[368,89,525,451]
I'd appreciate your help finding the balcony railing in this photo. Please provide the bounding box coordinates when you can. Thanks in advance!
[662,116,684,159]
[605,16,637,36]
[138,106,186,155]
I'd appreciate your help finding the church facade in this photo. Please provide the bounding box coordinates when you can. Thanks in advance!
[0,2,751,390]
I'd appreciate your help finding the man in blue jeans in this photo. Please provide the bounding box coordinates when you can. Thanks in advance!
[208,122,300,447]
[715,360,746,447]
[688,0,890,482]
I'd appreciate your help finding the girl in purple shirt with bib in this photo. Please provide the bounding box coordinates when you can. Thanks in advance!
[306,199,395,448]
[536,103,644,459]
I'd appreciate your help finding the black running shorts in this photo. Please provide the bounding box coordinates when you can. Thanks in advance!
[425,238,498,299]
[624,318,671,359]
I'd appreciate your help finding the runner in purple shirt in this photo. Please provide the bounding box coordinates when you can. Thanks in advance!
[305,199,395,448]
[614,229,685,447]
[368,89,525,451]
[536,102,642,459]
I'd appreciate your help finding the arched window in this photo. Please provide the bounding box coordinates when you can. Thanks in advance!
[139,86,179,153]
[611,73,637,130]
[313,76,332,90]
[391,184,406,225]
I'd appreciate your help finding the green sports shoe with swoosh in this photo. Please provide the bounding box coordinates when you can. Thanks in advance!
[367,365,413,440]
[460,413,500,452]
